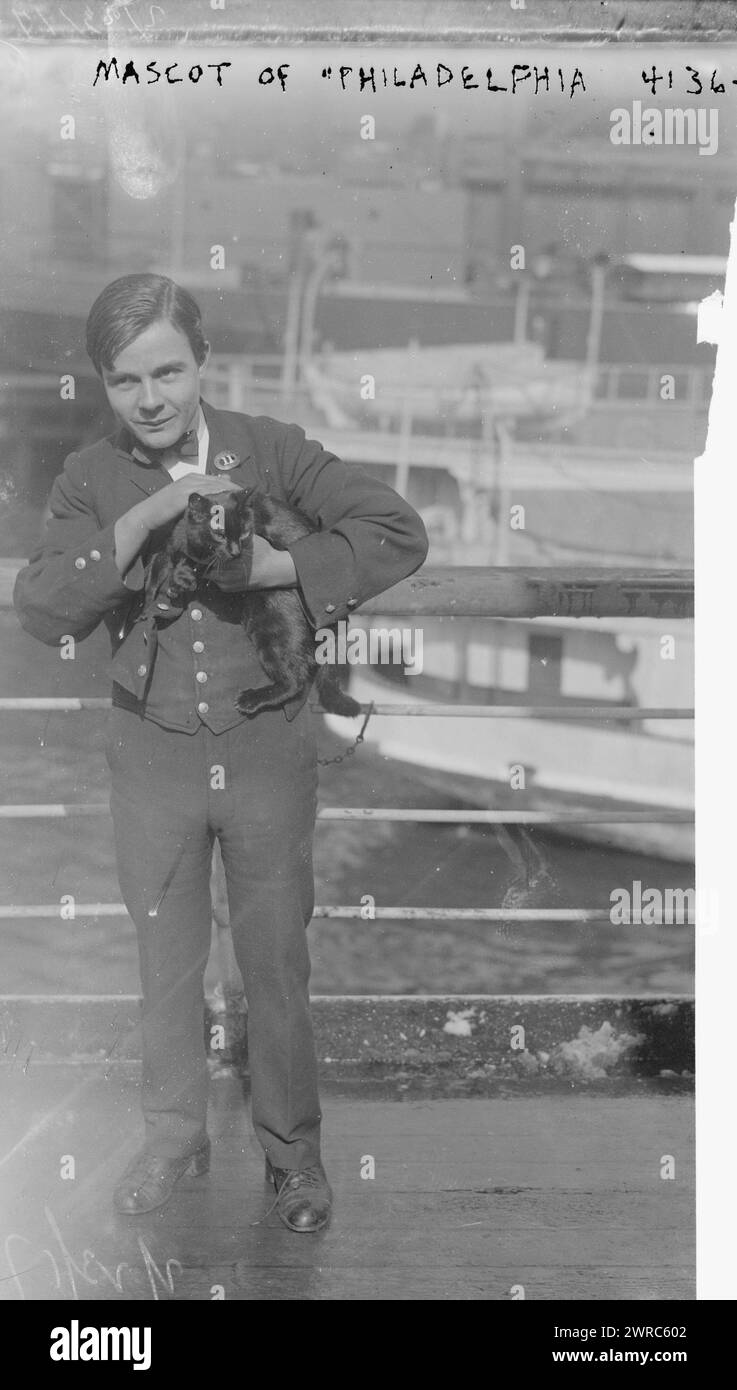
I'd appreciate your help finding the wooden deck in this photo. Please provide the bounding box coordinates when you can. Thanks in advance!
[0,1064,693,1301]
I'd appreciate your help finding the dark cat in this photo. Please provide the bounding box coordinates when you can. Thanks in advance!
[142,488,362,719]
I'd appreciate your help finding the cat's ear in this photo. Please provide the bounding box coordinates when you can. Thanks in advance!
[187,492,209,518]
[234,490,254,523]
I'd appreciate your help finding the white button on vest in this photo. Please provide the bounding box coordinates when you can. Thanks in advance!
[90,549,101,561]
[191,608,203,621]
[196,671,208,683]
[74,557,86,570]
[192,640,204,653]
[197,701,209,714]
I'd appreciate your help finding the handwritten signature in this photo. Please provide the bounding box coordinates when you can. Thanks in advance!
[3,1204,182,1300]
[11,4,166,39]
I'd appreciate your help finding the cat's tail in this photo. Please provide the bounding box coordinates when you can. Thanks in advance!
[314,665,362,718]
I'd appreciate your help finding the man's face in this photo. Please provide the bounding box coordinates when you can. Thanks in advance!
[101,318,209,451]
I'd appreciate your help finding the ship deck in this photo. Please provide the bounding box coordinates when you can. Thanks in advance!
[0,1064,693,1302]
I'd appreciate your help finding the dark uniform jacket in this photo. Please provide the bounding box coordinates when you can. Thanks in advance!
[13,399,429,732]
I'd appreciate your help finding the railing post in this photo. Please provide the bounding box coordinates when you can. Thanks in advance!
[227,359,242,412]
[395,391,413,498]
[494,419,512,566]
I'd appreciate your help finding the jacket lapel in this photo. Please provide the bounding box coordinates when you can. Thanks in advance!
[201,399,259,489]
[111,429,171,498]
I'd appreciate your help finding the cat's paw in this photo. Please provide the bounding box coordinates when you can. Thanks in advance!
[170,560,198,592]
[235,689,261,716]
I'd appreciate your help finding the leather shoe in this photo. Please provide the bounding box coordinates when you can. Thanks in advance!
[264,1156,332,1232]
[113,1138,211,1215]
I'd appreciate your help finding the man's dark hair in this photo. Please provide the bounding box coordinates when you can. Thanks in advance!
[85,273,208,375]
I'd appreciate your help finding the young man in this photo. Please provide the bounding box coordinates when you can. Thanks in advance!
[14,273,428,1232]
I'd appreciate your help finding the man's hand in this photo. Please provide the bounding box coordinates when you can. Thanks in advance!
[249,535,298,589]
[136,475,243,531]
[113,476,243,578]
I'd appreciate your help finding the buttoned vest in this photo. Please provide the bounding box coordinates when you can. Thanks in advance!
[113,580,281,733]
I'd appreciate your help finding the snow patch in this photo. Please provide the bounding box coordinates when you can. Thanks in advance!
[443,1007,477,1037]
[550,1021,644,1080]
[513,1049,540,1075]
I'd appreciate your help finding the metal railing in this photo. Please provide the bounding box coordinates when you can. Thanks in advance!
[201,355,711,416]
[0,566,695,928]
[0,356,712,410]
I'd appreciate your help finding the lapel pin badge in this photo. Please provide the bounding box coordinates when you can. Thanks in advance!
[214,450,241,472]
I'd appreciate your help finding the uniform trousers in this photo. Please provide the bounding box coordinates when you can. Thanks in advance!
[105,702,321,1171]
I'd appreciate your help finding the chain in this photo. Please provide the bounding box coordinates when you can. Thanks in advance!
[317,702,375,767]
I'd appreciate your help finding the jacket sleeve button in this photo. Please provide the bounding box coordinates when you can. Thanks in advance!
[325,603,336,614]
[74,557,86,570]
[89,549,101,561]
[346,597,358,608]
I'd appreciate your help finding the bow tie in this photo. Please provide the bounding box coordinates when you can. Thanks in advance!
[131,428,199,467]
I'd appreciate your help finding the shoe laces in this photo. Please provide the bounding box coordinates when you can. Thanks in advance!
[125,1141,205,1181]
[250,1165,324,1226]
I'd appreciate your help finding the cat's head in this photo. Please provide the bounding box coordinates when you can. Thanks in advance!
[181,490,254,564]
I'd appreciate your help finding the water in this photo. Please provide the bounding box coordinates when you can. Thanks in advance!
[1,613,692,996]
